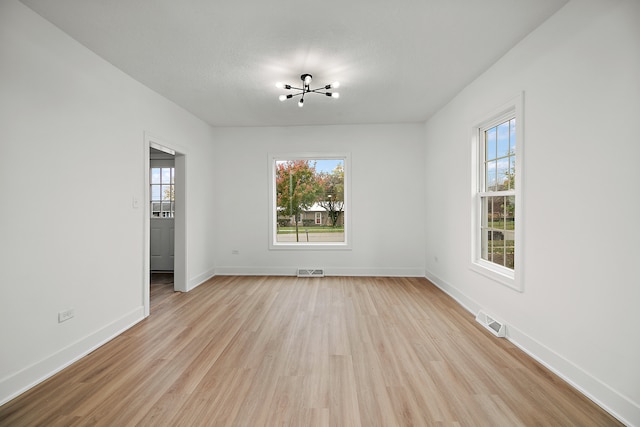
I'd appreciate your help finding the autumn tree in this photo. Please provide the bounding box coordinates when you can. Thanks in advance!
[501,166,515,220]
[276,160,322,241]
[317,164,344,227]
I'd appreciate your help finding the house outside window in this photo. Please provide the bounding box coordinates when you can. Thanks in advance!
[471,94,523,291]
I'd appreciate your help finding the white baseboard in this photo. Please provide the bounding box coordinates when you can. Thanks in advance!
[187,267,217,291]
[214,266,426,277]
[424,270,482,315]
[327,267,426,277]
[425,270,639,427]
[213,266,293,276]
[506,326,638,426]
[0,306,145,406]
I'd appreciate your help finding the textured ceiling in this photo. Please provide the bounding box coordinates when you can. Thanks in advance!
[20,0,568,127]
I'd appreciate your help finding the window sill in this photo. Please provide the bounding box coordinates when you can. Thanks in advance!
[269,242,352,251]
[470,259,522,292]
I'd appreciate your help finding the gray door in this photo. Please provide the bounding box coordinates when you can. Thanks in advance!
[150,217,174,271]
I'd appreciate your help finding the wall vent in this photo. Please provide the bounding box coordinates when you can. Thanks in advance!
[475,310,506,337]
[297,269,324,278]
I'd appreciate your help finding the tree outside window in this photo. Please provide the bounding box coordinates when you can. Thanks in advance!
[274,158,346,244]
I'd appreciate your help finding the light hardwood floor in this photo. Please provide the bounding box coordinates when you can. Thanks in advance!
[0,276,621,426]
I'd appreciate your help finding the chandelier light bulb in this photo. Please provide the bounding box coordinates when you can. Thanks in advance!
[304,74,312,85]
[275,82,284,89]
[298,99,304,107]
[331,92,340,99]
[332,81,340,89]
[278,94,287,101]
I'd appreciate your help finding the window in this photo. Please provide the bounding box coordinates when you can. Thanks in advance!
[151,167,174,218]
[472,94,523,290]
[269,153,350,249]
[482,119,515,268]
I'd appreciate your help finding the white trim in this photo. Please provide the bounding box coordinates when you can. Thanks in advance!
[506,328,638,427]
[214,266,426,277]
[425,270,637,427]
[470,92,524,292]
[149,141,175,156]
[0,307,144,406]
[187,267,216,292]
[268,152,352,251]
[174,153,188,292]
[143,137,151,316]
[425,270,481,315]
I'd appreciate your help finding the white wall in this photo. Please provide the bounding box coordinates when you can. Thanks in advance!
[0,0,216,404]
[424,0,640,424]
[212,124,426,277]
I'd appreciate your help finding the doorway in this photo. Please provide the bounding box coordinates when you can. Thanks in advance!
[150,148,175,304]
[150,149,175,272]
[144,135,187,316]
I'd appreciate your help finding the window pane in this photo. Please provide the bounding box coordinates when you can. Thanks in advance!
[151,185,161,201]
[481,197,488,228]
[274,158,345,244]
[485,237,493,262]
[509,156,516,190]
[162,168,171,184]
[481,224,489,260]
[481,195,515,269]
[161,185,172,200]
[486,160,497,191]
[497,121,509,158]
[486,128,496,160]
[496,159,509,191]
[487,197,494,228]
[509,118,516,154]
[151,168,161,184]
[506,195,515,226]
[505,240,515,269]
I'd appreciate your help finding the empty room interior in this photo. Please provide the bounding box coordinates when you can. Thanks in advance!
[1,0,639,425]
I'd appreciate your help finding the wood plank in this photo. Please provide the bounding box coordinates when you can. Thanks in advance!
[0,276,623,426]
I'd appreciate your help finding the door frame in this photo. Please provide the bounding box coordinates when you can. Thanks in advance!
[143,133,188,316]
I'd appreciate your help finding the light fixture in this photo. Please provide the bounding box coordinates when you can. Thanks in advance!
[276,74,340,107]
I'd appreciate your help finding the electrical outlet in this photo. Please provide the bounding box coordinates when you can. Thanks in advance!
[58,309,74,323]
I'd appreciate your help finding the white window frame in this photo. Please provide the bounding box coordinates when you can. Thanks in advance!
[269,152,351,251]
[471,93,524,291]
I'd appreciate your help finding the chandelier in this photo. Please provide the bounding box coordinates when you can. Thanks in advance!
[276,74,340,107]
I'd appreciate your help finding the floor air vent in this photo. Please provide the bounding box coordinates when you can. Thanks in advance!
[475,310,506,337]
[297,269,324,278]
